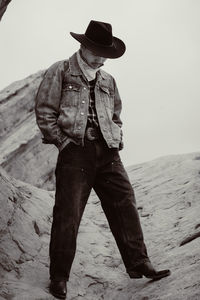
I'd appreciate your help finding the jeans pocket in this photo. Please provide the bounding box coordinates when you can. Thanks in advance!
[61,141,74,153]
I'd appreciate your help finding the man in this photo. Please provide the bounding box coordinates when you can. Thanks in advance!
[35,20,170,299]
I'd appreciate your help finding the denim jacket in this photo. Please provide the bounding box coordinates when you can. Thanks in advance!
[35,52,123,151]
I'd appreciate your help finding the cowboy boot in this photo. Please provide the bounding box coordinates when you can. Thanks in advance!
[49,280,67,299]
[129,262,171,280]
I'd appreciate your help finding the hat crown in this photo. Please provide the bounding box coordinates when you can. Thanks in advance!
[70,20,126,58]
[85,20,113,46]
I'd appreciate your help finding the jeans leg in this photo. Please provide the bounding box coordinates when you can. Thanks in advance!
[93,150,149,275]
[49,143,94,281]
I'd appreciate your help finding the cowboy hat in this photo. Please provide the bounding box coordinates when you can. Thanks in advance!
[70,20,126,58]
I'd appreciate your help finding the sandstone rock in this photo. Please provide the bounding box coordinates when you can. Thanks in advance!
[0,71,44,140]
[0,71,58,190]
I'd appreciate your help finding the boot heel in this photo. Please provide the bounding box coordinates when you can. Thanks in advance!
[129,271,143,278]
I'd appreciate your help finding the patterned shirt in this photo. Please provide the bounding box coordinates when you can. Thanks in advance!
[87,79,99,127]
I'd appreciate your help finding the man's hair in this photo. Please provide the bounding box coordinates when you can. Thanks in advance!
[80,44,86,51]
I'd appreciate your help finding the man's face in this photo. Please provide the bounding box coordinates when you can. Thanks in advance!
[80,46,107,69]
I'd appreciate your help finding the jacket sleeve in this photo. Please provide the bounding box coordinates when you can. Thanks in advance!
[112,78,124,150]
[112,78,123,128]
[35,61,68,149]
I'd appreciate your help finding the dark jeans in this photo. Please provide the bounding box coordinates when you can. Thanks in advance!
[49,138,149,281]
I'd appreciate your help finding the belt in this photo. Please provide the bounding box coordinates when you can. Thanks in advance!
[85,127,100,141]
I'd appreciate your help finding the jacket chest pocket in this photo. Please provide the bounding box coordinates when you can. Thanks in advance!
[61,83,81,107]
[99,86,114,111]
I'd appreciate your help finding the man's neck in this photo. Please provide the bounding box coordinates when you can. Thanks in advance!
[77,50,100,81]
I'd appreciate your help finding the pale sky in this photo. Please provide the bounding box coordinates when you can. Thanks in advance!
[0,0,200,166]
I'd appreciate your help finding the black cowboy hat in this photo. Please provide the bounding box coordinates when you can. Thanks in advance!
[70,20,126,58]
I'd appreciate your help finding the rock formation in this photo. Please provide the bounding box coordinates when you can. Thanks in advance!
[0,71,58,190]
[1,152,200,299]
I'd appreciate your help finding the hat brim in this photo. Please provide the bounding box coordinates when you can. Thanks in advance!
[70,32,126,59]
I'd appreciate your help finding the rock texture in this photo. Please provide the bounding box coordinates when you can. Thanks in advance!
[0,71,58,190]
[0,152,200,299]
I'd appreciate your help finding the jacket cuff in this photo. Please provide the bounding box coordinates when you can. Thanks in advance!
[54,129,69,151]
[57,138,72,152]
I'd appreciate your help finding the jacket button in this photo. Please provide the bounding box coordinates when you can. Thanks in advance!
[69,85,72,89]
[80,112,84,115]
[82,100,85,104]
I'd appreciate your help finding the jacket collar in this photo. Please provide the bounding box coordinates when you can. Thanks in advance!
[69,51,108,81]
[69,52,82,76]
